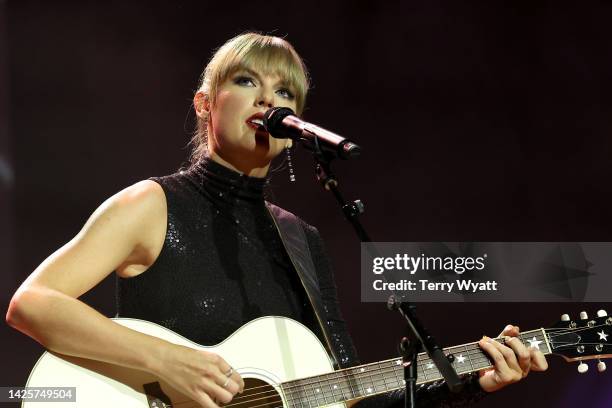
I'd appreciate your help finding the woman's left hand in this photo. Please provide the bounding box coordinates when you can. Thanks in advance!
[477,324,548,392]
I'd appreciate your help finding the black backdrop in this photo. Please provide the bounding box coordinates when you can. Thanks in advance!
[3,1,612,406]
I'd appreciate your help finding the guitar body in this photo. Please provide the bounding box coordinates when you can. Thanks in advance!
[23,316,344,407]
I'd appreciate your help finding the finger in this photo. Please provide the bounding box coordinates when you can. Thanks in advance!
[479,337,511,373]
[504,336,531,377]
[218,361,244,393]
[479,337,520,384]
[498,324,519,337]
[478,368,500,392]
[197,392,220,408]
[204,381,235,405]
[213,358,241,395]
[215,356,233,378]
[222,366,244,393]
[215,374,240,396]
[233,371,245,393]
[529,348,549,372]
[490,338,521,375]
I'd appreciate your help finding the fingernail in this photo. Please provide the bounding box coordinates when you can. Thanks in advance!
[505,324,513,332]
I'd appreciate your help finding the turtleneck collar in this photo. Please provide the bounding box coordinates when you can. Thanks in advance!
[187,155,268,201]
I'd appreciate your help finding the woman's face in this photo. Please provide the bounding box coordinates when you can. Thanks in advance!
[206,67,298,173]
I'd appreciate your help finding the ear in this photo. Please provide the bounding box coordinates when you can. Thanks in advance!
[194,91,210,118]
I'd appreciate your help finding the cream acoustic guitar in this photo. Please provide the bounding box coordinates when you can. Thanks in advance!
[22,311,611,407]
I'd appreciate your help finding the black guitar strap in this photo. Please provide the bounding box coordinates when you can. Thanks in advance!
[265,202,340,368]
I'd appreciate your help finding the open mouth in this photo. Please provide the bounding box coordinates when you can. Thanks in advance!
[246,115,267,134]
[249,118,264,127]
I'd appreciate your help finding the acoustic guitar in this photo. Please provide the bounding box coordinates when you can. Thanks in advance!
[22,311,611,407]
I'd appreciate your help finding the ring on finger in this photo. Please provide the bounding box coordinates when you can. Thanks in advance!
[225,367,233,377]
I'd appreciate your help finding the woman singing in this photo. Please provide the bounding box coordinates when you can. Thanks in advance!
[6,32,547,407]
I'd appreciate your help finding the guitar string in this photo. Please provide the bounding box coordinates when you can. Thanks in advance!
[547,323,610,339]
[173,338,561,408]
[241,329,541,397]
[210,361,473,408]
[217,349,505,407]
[226,345,538,407]
[220,333,549,403]
[170,332,551,406]
[224,354,498,408]
[169,328,604,407]
[277,335,545,393]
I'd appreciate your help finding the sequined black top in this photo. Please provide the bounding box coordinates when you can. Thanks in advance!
[116,157,486,407]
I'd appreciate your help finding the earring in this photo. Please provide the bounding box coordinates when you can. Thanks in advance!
[286,145,296,182]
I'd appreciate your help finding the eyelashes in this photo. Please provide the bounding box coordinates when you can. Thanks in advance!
[233,76,255,87]
[233,75,295,100]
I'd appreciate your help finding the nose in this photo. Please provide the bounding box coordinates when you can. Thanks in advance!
[256,87,274,108]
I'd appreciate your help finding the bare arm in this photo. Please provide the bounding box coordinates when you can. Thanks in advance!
[6,180,243,407]
[6,181,169,372]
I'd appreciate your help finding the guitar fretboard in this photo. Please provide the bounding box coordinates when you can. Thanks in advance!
[280,329,550,407]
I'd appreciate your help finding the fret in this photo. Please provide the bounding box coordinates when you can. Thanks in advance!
[373,361,389,393]
[467,343,487,371]
[540,329,552,354]
[467,343,481,372]
[306,380,323,408]
[354,366,371,397]
[418,356,429,382]
[363,365,377,396]
[280,383,296,408]
[323,372,344,403]
[292,379,313,408]
[422,357,440,380]
[455,346,468,375]
[325,375,338,403]
[377,361,391,392]
[314,376,330,406]
[464,344,474,374]
[345,369,359,400]
[392,359,405,390]
[281,381,294,408]
[392,358,404,389]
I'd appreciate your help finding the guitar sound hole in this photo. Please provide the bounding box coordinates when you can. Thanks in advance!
[230,378,283,408]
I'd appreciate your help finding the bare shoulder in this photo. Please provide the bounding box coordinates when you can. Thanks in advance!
[105,180,168,278]
[108,179,166,214]
[17,180,169,298]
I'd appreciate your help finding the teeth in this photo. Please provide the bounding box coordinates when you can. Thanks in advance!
[250,118,264,126]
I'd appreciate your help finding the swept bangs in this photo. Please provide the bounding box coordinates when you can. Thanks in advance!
[202,34,309,115]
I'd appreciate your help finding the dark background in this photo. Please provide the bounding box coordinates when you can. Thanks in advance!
[2,1,612,406]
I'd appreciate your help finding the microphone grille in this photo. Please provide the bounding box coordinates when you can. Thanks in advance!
[263,107,295,134]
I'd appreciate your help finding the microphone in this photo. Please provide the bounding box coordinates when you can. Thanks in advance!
[263,107,362,159]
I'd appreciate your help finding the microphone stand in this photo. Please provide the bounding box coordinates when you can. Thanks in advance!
[309,146,464,408]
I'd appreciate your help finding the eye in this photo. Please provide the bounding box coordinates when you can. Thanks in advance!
[234,76,256,87]
[276,88,295,100]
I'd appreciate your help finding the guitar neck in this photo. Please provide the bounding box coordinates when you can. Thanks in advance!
[280,329,550,406]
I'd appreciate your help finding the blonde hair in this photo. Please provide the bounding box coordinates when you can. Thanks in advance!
[190,32,310,163]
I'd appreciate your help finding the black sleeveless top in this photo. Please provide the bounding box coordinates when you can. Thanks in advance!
[115,157,486,407]
[116,157,327,347]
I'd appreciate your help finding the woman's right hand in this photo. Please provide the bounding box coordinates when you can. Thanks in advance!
[154,344,245,408]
